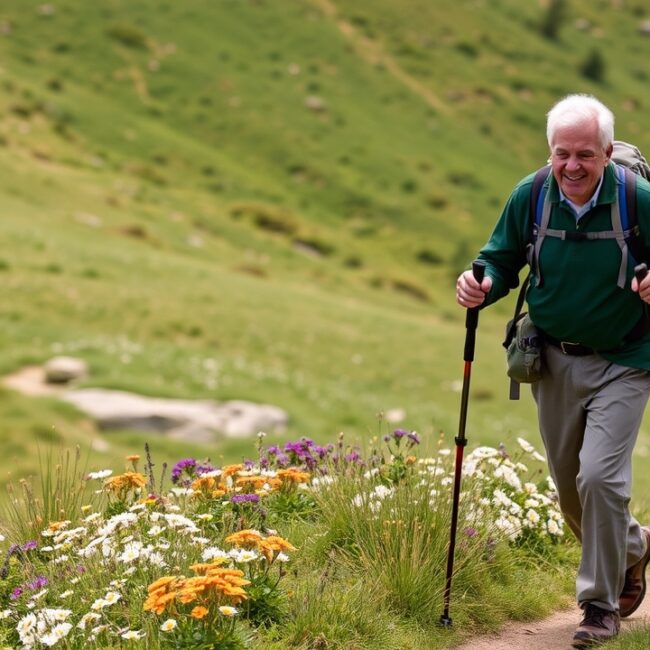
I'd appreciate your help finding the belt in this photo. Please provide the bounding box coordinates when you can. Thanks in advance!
[543,334,597,356]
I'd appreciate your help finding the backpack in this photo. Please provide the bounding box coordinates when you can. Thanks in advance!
[503,140,650,399]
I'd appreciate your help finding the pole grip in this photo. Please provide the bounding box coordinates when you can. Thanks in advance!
[464,261,486,361]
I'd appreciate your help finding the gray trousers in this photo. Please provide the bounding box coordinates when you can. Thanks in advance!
[531,344,650,611]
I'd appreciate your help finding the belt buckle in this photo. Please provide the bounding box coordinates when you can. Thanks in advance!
[560,341,580,354]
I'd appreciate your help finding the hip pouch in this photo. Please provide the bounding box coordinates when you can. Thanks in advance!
[504,312,543,399]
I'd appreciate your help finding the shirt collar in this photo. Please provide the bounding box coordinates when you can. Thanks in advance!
[558,172,605,220]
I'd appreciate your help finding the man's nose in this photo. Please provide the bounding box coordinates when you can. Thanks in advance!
[565,156,581,170]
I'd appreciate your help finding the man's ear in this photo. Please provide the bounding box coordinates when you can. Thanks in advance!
[605,142,614,162]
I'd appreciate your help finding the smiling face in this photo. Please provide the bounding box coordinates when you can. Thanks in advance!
[549,117,612,206]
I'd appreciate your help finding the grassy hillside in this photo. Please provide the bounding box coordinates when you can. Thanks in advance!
[1,0,650,499]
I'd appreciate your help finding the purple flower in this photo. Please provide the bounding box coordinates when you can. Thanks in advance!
[9,587,22,600]
[407,431,420,445]
[230,493,260,504]
[26,576,48,591]
[393,429,408,440]
[21,540,38,552]
[463,527,478,538]
[344,451,362,464]
[171,458,197,484]
[313,445,329,458]
[196,462,216,476]
[275,453,290,467]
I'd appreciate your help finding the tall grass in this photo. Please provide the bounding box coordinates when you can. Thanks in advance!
[1,446,93,545]
[0,433,578,649]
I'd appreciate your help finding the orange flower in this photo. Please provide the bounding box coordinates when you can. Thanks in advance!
[191,605,209,619]
[192,476,217,494]
[258,535,297,563]
[147,576,177,594]
[177,587,201,604]
[225,529,263,548]
[189,559,227,574]
[144,566,251,615]
[235,475,267,489]
[144,590,177,615]
[105,471,147,493]
[126,454,140,462]
[222,464,244,478]
[277,468,311,484]
[261,535,296,552]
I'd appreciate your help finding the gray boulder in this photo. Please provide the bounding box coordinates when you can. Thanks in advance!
[61,389,288,441]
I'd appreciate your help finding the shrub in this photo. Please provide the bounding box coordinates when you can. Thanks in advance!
[106,24,148,50]
[580,48,606,83]
[540,0,566,40]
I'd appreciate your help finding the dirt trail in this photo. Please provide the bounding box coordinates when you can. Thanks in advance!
[453,597,650,649]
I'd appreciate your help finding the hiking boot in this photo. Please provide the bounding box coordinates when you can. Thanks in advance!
[572,604,620,648]
[619,526,650,618]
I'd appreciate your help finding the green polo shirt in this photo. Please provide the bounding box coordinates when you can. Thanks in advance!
[478,162,650,370]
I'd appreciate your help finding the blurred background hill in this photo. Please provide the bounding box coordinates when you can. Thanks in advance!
[2,0,650,491]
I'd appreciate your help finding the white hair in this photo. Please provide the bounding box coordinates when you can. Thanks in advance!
[546,94,614,149]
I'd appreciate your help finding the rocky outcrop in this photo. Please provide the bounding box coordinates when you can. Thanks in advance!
[61,390,288,442]
[2,359,289,442]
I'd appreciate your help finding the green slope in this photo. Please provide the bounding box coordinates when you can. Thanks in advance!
[1,0,650,496]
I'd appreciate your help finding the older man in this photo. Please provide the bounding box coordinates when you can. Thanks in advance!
[457,94,650,647]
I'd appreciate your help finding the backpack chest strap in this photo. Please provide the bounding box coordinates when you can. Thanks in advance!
[531,165,632,289]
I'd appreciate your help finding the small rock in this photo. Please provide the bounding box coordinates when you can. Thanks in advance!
[384,408,406,424]
[304,95,326,112]
[44,356,88,384]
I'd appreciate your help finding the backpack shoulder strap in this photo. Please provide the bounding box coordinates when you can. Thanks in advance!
[529,166,552,286]
[613,164,648,269]
[530,166,550,227]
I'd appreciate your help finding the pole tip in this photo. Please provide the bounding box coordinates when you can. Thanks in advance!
[439,614,453,627]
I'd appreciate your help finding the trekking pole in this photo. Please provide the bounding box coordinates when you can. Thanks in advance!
[440,260,486,627]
